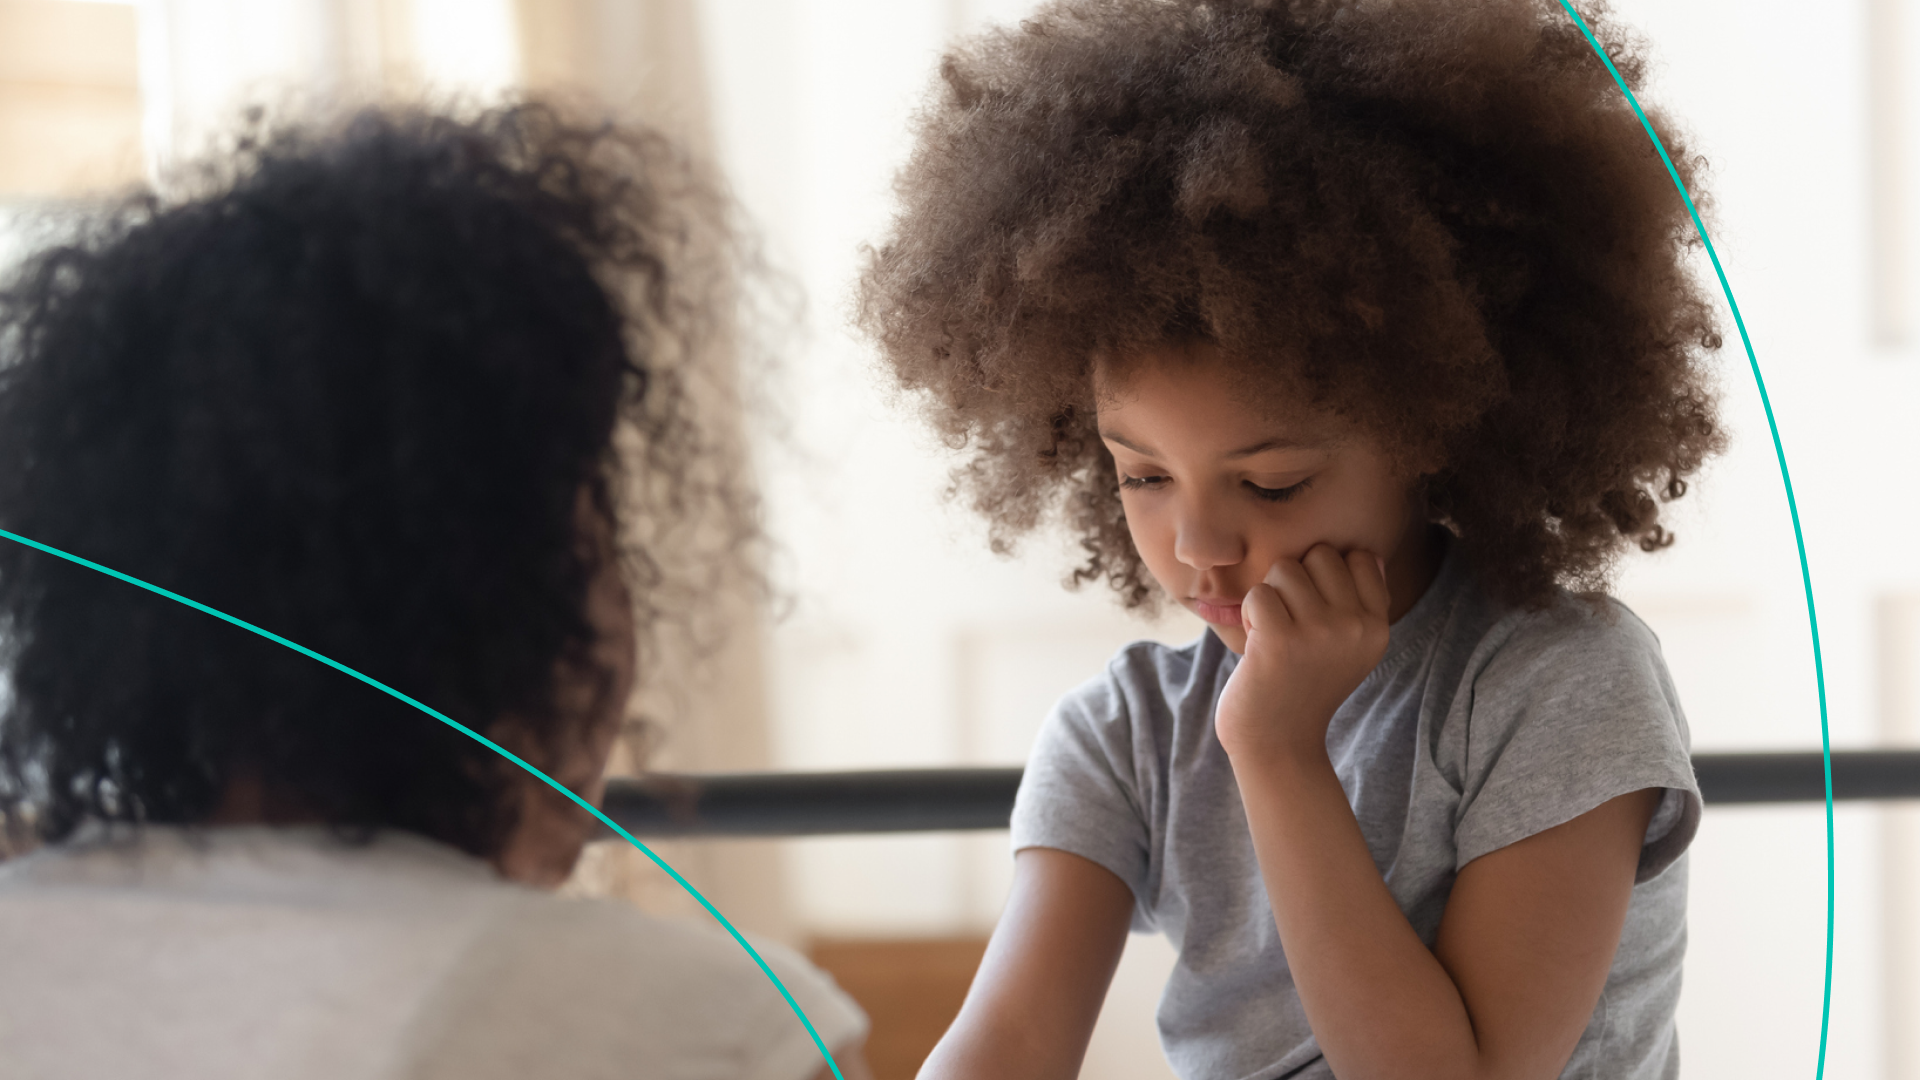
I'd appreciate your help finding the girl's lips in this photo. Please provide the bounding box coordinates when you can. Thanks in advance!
[1191,598,1243,627]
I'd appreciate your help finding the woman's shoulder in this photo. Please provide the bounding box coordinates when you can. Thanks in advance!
[398,892,865,1080]
[470,891,808,991]
[2,825,864,1080]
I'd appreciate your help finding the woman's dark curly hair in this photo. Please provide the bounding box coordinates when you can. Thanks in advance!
[858,0,1725,609]
[0,102,753,856]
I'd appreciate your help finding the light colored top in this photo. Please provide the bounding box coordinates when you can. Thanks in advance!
[1010,547,1701,1080]
[0,824,864,1080]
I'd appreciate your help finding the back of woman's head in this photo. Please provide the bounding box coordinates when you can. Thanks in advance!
[0,103,743,856]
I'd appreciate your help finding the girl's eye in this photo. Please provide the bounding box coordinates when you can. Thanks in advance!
[1119,474,1169,491]
[1246,478,1312,503]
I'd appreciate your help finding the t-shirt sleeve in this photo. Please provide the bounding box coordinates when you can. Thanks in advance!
[727,935,870,1080]
[396,896,867,1080]
[1451,600,1701,883]
[1008,661,1153,904]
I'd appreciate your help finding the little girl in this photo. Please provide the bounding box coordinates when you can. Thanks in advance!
[858,2,1722,1078]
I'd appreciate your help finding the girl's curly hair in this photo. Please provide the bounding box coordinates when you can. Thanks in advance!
[858,0,1725,609]
[0,102,755,857]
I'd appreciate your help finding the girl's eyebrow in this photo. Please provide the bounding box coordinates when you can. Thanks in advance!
[1223,437,1312,459]
[1098,430,1156,455]
[1099,430,1313,458]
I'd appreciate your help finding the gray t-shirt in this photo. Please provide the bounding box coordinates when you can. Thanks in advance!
[1010,547,1701,1080]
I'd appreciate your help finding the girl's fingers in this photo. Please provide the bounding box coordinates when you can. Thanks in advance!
[1260,558,1327,622]
[1240,580,1293,636]
[1264,546,1389,625]
[1301,544,1362,612]
[1348,548,1392,619]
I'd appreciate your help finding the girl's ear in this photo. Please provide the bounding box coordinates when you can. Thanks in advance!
[1399,436,1449,488]
[1389,454,1432,485]
[1403,465,1442,520]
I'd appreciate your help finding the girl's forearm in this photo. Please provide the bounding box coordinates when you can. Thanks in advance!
[1232,746,1484,1080]
[917,848,1133,1080]
[917,1021,1078,1080]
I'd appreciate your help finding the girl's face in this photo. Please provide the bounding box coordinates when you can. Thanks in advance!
[1095,346,1438,654]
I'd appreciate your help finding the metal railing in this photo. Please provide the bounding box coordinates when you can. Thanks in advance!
[596,750,1920,839]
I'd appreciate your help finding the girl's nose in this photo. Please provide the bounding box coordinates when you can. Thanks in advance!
[1172,502,1244,572]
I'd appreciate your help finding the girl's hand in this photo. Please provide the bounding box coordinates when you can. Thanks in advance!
[1214,544,1391,762]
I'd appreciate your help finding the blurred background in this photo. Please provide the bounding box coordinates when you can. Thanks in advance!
[0,0,1914,1077]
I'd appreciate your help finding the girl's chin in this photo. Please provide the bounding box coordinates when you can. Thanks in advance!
[1211,625,1248,655]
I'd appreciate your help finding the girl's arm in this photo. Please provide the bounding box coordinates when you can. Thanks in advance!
[1217,545,1660,1080]
[1236,752,1656,1080]
[917,847,1134,1080]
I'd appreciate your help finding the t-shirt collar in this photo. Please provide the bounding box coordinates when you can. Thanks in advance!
[1377,533,1469,677]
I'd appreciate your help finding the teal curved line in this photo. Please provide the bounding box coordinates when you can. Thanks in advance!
[1553,3,1835,1077]
[0,526,848,1080]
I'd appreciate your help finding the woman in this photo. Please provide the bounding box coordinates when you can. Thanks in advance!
[0,103,870,1080]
